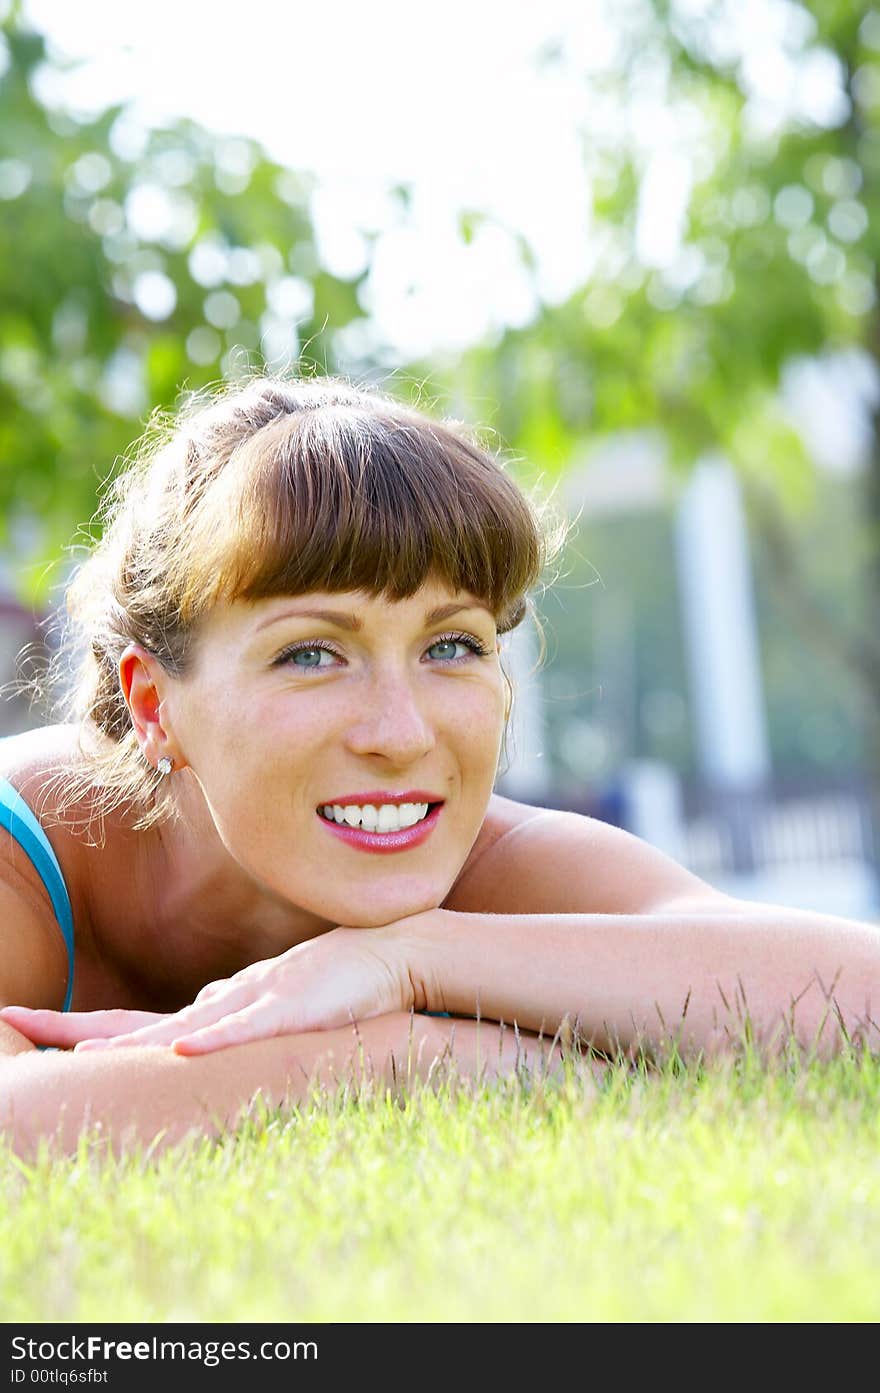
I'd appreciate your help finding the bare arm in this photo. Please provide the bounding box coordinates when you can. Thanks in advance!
[0,1011,569,1159]
[402,902,880,1057]
[383,812,880,1058]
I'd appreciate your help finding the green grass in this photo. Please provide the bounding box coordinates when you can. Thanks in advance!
[3,1047,880,1322]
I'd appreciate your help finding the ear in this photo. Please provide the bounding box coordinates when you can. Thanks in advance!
[118,644,187,772]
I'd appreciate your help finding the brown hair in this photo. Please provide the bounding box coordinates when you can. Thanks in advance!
[41,373,568,831]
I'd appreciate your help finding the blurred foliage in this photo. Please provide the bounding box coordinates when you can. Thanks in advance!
[443,0,876,509]
[540,472,868,794]
[421,0,880,775]
[0,2,367,602]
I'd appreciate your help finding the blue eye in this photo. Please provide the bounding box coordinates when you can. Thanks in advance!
[428,632,492,663]
[283,642,338,669]
[275,631,490,671]
[428,638,466,661]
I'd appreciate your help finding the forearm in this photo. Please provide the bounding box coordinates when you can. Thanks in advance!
[0,1011,565,1159]
[406,905,880,1056]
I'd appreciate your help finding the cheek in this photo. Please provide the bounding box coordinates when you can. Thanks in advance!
[172,679,276,788]
[473,670,508,723]
[446,682,507,770]
[429,673,502,721]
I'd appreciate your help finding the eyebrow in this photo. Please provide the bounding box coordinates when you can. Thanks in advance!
[255,602,494,634]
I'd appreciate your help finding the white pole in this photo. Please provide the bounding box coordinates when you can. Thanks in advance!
[674,456,772,791]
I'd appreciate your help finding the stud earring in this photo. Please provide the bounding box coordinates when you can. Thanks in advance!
[157,756,173,777]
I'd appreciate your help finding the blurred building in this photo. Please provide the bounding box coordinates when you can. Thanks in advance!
[0,574,44,738]
[501,425,879,920]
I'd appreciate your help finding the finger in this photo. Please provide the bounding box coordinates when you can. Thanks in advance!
[171,1006,285,1056]
[73,995,258,1052]
[0,1007,69,1045]
[0,1007,163,1048]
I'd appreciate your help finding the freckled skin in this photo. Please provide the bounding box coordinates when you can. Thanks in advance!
[126,579,508,935]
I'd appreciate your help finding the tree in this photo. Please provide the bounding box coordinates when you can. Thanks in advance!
[427,0,879,808]
[0,1,365,602]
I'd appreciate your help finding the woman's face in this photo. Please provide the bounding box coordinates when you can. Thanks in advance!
[161,577,508,927]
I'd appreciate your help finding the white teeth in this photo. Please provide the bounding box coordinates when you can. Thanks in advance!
[320,801,431,833]
[377,804,398,832]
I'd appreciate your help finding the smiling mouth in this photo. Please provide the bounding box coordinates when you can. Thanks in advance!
[315,801,444,853]
[317,801,443,833]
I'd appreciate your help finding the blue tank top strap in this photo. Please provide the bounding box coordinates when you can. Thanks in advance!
[0,774,74,1012]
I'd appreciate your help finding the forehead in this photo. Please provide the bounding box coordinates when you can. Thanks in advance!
[202,580,495,638]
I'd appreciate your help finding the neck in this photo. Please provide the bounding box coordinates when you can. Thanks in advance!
[97,771,336,1007]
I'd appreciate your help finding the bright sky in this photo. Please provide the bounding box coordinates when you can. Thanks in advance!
[16,0,870,459]
[22,0,599,359]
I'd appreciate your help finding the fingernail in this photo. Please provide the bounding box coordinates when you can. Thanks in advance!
[75,1040,110,1052]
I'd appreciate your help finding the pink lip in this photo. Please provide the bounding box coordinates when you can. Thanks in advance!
[316,803,443,855]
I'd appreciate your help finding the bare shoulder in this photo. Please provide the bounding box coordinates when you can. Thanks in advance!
[444,795,726,916]
[0,725,89,1008]
[442,793,546,909]
[0,724,90,874]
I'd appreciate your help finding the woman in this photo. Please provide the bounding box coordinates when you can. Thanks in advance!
[1,374,877,1157]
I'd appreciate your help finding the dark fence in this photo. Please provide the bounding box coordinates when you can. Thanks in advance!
[534,773,879,880]
[677,775,877,878]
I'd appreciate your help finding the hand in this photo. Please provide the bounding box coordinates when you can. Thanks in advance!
[0,1008,164,1051]
[0,918,425,1056]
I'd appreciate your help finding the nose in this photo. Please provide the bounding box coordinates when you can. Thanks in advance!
[343,666,436,763]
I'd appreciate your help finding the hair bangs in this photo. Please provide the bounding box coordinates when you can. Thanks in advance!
[191,405,544,633]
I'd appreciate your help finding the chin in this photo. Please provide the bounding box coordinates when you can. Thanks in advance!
[330,885,444,929]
